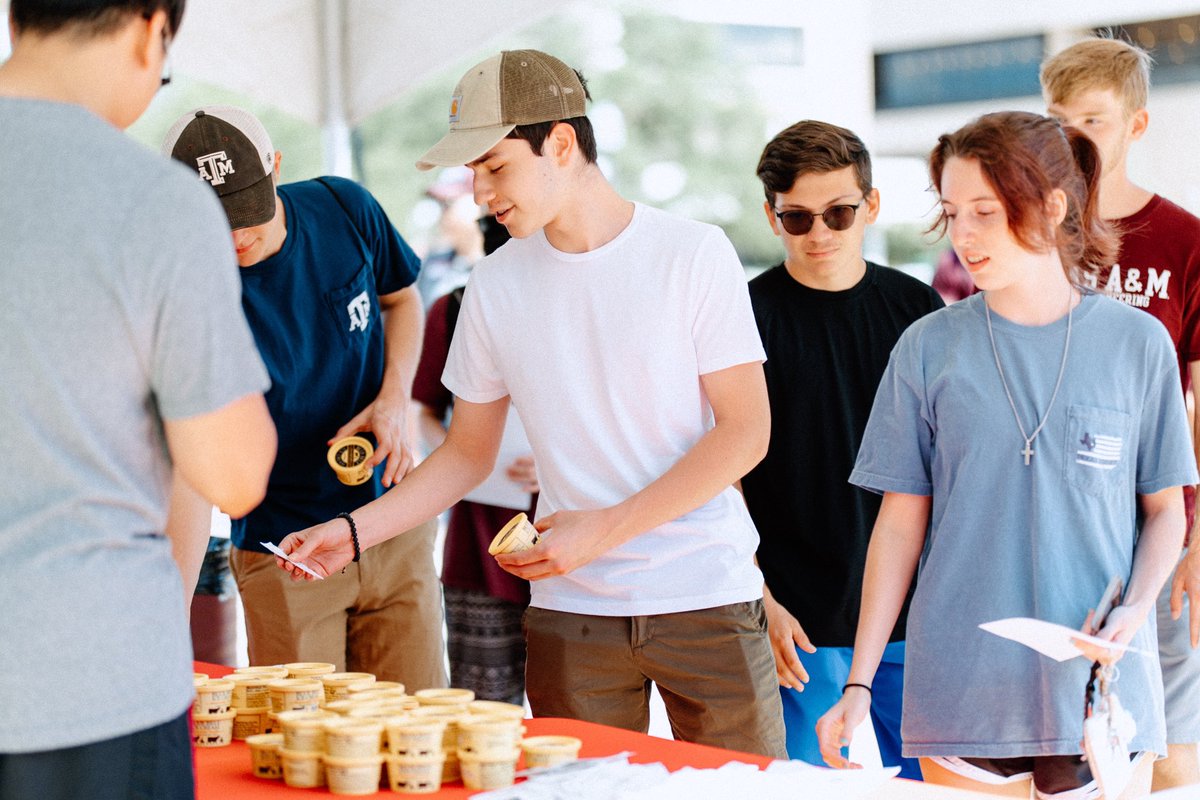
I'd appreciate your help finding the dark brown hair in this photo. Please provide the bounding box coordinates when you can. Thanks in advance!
[756,120,872,206]
[928,111,1117,285]
[11,0,185,37]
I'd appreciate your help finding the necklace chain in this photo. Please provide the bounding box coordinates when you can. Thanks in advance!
[984,289,1074,466]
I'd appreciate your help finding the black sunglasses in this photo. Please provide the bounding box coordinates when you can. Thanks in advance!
[773,199,865,236]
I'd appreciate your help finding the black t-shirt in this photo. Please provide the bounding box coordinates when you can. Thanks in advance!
[743,262,944,646]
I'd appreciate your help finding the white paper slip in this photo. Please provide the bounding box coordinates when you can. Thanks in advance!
[261,541,324,580]
[980,617,1151,662]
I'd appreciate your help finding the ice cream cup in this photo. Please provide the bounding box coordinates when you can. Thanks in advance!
[520,735,583,769]
[284,662,337,679]
[324,699,364,716]
[349,680,404,694]
[323,754,384,796]
[193,678,234,715]
[466,700,526,720]
[327,436,374,486]
[323,718,385,758]
[457,717,525,754]
[409,705,466,750]
[277,710,333,752]
[234,665,289,680]
[344,702,409,747]
[488,512,540,555]
[268,678,324,713]
[384,717,446,756]
[457,747,519,790]
[386,753,445,794]
[321,672,376,704]
[348,687,413,707]
[192,710,236,748]
[280,748,325,788]
[414,688,475,706]
[234,706,272,740]
[246,733,285,779]
[231,674,276,710]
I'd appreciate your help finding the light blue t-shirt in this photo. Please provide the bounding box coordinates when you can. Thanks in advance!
[0,99,269,752]
[851,292,1197,759]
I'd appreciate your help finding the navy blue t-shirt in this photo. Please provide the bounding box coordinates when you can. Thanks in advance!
[230,177,420,551]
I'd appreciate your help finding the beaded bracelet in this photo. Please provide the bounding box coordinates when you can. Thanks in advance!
[337,511,361,563]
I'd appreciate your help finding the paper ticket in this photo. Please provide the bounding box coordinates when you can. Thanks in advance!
[261,541,325,580]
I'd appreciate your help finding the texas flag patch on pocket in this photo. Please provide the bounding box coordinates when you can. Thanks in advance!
[1076,432,1123,471]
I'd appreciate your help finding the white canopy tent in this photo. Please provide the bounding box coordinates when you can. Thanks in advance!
[0,0,570,174]
[169,0,575,174]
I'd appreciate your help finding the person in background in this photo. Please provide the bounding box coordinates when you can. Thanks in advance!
[414,215,536,705]
[931,248,976,304]
[1043,38,1200,790]
[817,111,1194,798]
[162,105,446,689]
[415,167,485,308]
[743,120,941,777]
[0,2,275,797]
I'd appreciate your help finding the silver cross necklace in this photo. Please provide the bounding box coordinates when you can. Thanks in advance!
[984,288,1074,466]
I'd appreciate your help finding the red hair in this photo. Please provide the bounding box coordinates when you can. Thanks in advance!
[929,111,1117,285]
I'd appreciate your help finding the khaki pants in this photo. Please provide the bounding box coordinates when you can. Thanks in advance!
[231,518,447,690]
[524,600,787,758]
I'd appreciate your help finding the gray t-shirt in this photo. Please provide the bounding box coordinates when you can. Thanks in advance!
[0,98,270,752]
[851,292,1197,759]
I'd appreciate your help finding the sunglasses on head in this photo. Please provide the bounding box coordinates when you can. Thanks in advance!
[773,198,865,236]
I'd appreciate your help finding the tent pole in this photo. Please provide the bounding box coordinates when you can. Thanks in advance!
[321,0,353,177]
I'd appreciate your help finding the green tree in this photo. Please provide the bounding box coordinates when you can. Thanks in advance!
[355,4,779,265]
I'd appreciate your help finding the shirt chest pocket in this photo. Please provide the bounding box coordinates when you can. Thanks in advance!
[1063,404,1133,497]
[324,263,377,349]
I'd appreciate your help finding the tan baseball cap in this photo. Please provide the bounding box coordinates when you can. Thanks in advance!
[416,50,587,171]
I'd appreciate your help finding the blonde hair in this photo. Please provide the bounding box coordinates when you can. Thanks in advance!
[1040,38,1152,116]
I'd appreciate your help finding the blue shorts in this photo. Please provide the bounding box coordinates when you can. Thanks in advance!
[780,639,920,780]
[1156,551,1200,744]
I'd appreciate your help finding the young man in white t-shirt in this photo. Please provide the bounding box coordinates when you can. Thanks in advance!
[277,49,786,757]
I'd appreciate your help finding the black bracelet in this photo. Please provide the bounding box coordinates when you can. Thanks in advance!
[842,682,872,697]
[337,512,361,563]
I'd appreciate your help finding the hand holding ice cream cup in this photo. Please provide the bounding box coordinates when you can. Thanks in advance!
[488,513,540,556]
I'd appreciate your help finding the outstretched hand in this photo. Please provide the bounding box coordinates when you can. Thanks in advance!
[274,517,356,580]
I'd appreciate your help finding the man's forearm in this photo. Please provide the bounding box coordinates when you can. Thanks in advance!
[606,411,767,549]
[379,286,424,399]
[354,432,494,550]
[166,474,213,616]
[603,361,769,549]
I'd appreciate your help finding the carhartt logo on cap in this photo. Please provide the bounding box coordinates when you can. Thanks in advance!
[196,151,235,186]
[449,95,462,124]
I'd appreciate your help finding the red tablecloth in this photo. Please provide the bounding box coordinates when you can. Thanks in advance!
[194,662,988,799]
[194,661,771,799]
